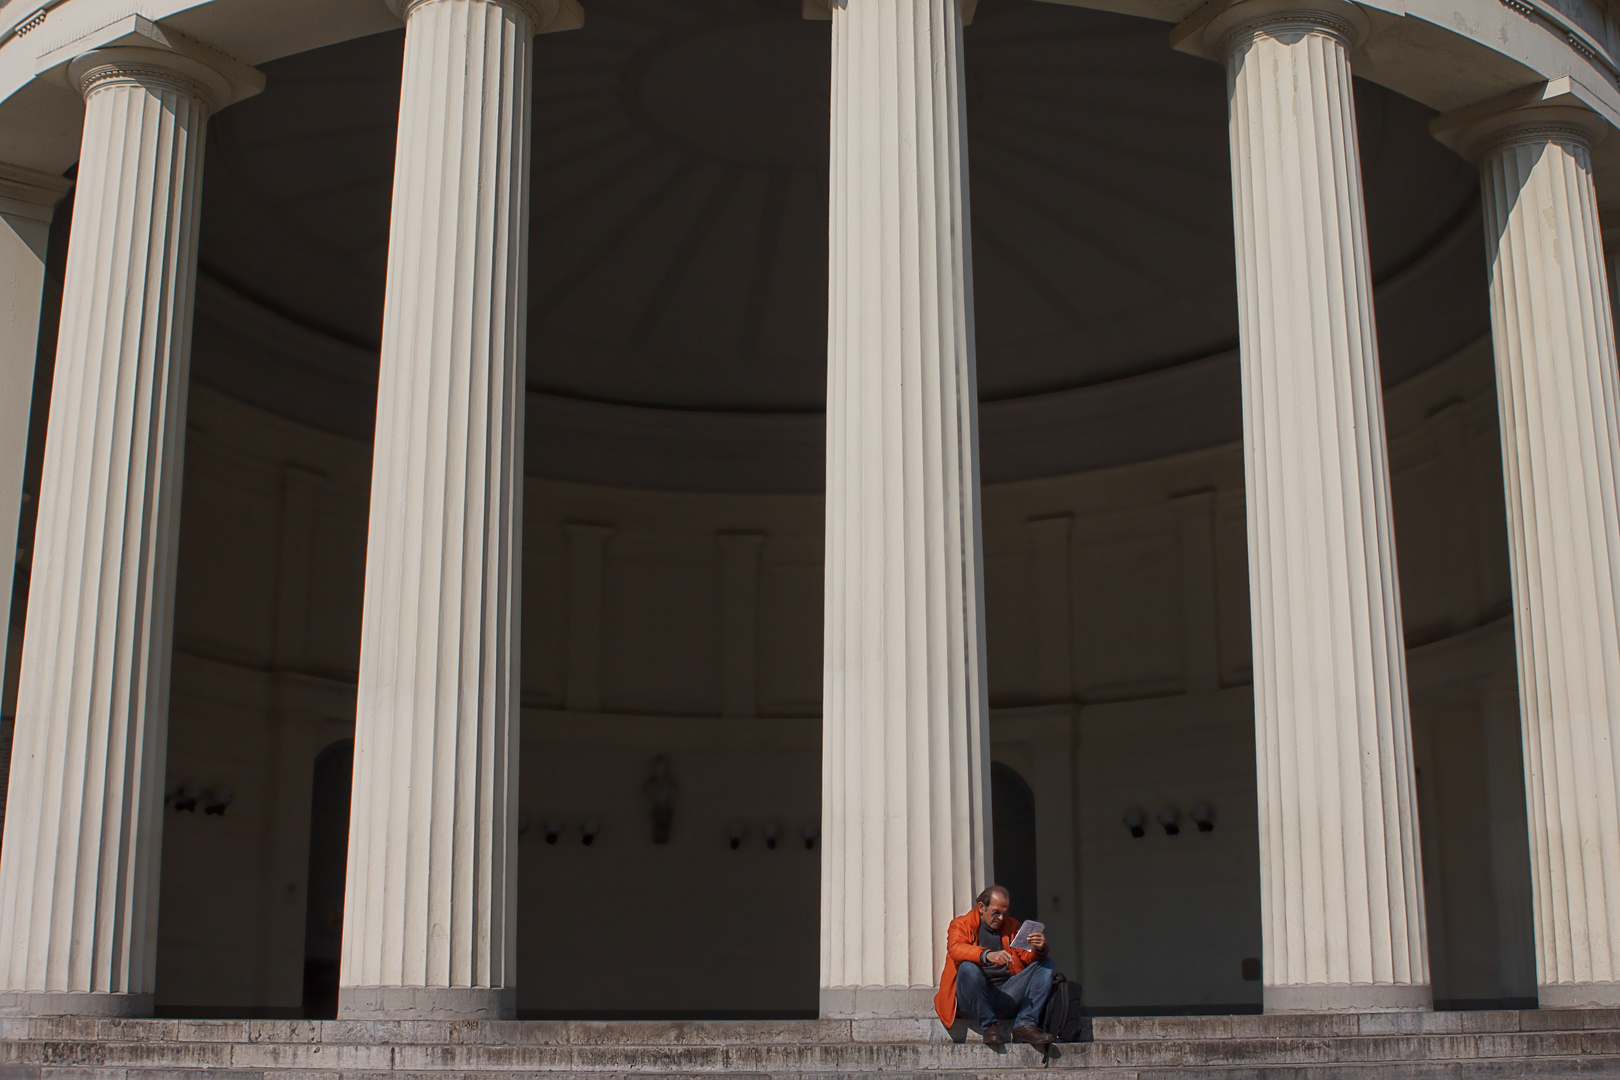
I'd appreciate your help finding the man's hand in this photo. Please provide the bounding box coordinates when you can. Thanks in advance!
[1028,932,1047,954]
[983,949,1014,967]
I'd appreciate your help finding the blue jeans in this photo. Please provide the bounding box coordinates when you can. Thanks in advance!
[956,957,1055,1030]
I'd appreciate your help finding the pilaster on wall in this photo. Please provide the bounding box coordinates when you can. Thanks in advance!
[566,523,610,713]
[1480,673,1537,1002]
[1172,493,1221,693]
[273,467,323,672]
[719,532,764,719]
[1429,404,1483,633]
[1027,516,1074,703]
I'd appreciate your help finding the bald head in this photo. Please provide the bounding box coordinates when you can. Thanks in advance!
[976,885,1011,931]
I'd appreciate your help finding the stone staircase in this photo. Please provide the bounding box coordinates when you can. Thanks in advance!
[3,1009,1620,1078]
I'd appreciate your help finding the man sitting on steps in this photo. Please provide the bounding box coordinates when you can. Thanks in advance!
[933,884,1056,1048]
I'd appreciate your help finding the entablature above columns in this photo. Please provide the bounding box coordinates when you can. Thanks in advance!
[0,0,590,175]
[0,0,397,173]
[801,0,980,23]
[34,14,266,112]
[1050,0,1620,198]
[382,0,583,36]
[1430,75,1620,219]
[1430,72,1618,156]
[2,0,1618,192]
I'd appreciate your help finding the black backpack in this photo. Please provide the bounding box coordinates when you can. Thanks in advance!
[1039,974,1091,1042]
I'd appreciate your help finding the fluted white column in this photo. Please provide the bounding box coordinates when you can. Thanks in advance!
[340,0,576,1020]
[0,47,236,1017]
[821,0,993,1020]
[1204,0,1431,1012]
[1452,103,1620,1008]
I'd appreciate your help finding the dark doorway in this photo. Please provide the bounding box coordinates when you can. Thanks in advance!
[303,739,353,1019]
[992,761,1039,921]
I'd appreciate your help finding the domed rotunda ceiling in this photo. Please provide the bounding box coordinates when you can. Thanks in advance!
[190,0,1488,489]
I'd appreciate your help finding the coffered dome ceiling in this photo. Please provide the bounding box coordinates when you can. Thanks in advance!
[192,0,1487,486]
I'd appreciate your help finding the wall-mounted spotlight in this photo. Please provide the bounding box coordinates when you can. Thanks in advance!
[580,817,600,846]
[802,823,819,851]
[203,787,234,817]
[728,821,746,850]
[167,783,201,813]
[1122,810,1145,839]
[1157,807,1180,836]
[544,818,563,845]
[1190,804,1215,833]
[166,782,238,816]
[763,822,780,850]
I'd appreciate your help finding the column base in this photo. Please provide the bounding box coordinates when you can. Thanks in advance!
[1265,983,1432,1013]
[0,991,153,1017]
[820,985,937,1019]
[1539,982,1620,1008]
[337,985,515,1020]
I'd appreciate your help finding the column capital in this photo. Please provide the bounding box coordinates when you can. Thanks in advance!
[37,15,262,113]
[388,0,584,35]
[0,162,70,225]
[1171,0,1370,61]
[803,0,980,24]
[1431,77,1617,162]
[68,48,233,112]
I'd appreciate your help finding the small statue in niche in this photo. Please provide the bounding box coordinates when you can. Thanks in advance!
[644,755,678,845]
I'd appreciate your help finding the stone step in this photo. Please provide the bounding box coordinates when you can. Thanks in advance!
[1093,1008,1620,1040]
[6,1070,1608,1080]
[5,1030,1620,1069]
[7,1009,1620,1047]
[4,1013,1620,1078]
[2,1062,1619,1079]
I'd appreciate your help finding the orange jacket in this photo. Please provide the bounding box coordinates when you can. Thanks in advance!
[933,908,1041,1027]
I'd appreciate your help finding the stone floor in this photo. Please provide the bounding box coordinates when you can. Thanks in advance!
[3,1009,1620,1078]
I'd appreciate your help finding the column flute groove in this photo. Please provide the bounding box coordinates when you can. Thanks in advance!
[821,0,992,1020]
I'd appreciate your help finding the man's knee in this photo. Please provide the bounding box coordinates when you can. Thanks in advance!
[957,962,988,990]
[1019,960,1056,999]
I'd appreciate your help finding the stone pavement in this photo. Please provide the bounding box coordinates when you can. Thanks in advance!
[3,1009,1620,1078]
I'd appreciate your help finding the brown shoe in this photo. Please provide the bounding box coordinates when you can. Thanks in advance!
[1012,1024,1055,1048]
[981,1022,1004,1047]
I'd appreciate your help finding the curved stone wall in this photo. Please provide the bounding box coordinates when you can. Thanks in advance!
[139,323,1528,1014]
